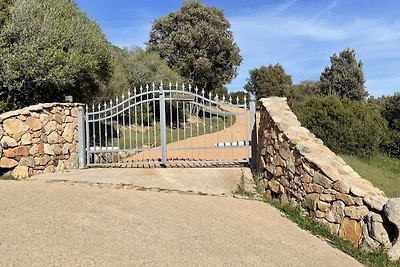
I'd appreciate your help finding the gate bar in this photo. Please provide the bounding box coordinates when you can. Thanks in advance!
[159,82,167,164]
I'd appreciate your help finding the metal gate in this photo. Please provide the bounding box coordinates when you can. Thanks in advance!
[77,82,256,167]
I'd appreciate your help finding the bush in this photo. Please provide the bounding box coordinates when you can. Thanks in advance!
[291,95,388,155]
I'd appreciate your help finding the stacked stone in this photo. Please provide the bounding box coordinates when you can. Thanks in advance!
[257,97,399,257]
[0,103,80,179]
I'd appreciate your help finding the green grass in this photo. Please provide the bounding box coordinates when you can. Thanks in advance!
[117,114,236,149]
[0,175,15,180]
[340,154,400,197]
[232,169,256,198]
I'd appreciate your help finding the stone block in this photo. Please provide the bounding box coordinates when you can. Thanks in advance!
[365,195,388,211]
[333,180,350,194]
[0,157,18,168]
[11,166,29,179]
[313,172,332,189]
[335,193,355,205]
[25,117,42,131]
[344,206,369,220]
[326,200,345,223]
[3,119,29,141]
[339,217,362,246]
[304,193,319,211]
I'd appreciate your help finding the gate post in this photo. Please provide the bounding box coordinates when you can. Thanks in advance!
[77,105,86,168]
[159,82,167,164]
[249,95,257,170]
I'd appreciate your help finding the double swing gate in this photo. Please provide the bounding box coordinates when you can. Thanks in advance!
[77,82,256,167]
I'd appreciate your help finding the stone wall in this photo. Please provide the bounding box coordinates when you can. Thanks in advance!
[0,103,80,179]
[257,97,399,258]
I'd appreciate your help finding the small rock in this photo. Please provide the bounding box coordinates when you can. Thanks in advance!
[365,195,388,211]
[25,117,42,131]
[335,193,355,205]
[0,157,18,168]
[44,144,55,155]
[326,200,345,223]
[320,194,336,202]
[339,217,362,246]
[350,186,367,197]
[3,119,29,141]
[43,165,55,174]
[313,172,332,189]
[333,180,350,194]
[344,206,369,220]
[1,136,18,147]
[317,201,330,212]
[11,166,29,179]
[384,198,400,260]
[304,193,319,211]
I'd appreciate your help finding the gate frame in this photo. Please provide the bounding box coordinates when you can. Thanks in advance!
[77,83,257,168]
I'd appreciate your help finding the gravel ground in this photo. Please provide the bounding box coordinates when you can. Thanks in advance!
[0,180,361,266]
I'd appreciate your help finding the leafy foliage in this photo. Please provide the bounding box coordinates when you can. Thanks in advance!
[379,93,400,157]
[148,1,242,93]
[244,64,292,99]
[292,95,388,155]
[103,46,185,101]
[320,48,368,101]
[0,0,112,110]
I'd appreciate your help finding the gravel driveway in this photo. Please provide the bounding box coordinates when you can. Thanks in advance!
[0,180,361,266]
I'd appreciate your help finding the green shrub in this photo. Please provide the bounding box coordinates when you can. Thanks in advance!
[291,95,388,155]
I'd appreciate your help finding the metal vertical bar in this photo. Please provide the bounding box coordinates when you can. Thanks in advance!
[122,94,126,160]
[104,102,108,162]
[146,84,150,161]
[182,84,187,160]
[223,95,227,161]
[209,92,213,161]
[140,86,144,162]
[176,82,180,142]
[216,95,220,162]
[202,89,206,160]
[244,96,249,163]
[91,104,96,163]
[169,83,173,144]
[152,83,157,161]
[250,94,257,169]
[85,105,90,166]
[128,91,132,162]
[110,100,114,164]
[134,88,138,162]
[159,82,167,164]
[116,96,120,163]
[98,104,102,164]
[195,87,199,160]
[230,96,234,161]
[78,105,85,168]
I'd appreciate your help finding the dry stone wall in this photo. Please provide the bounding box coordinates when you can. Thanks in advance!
[0,103,80,179]
[257,97,400,258]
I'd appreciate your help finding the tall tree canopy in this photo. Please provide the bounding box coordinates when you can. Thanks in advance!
[244,64,292,99]
[147,1,242,93]
[320,48,368,101]
[0,0,112,110]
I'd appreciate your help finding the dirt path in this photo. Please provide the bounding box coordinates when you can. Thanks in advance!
[0,180,361,266]
[128,106,256,163]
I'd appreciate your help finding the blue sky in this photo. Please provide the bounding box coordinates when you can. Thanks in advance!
[75,0,400,97]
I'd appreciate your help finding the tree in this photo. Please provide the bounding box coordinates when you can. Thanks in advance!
[244,64,292,99]
[0,0,14,28]
[292,95,388,155]
[147,1,242,93]
[380,93,400,157]
[320,48,368,101]
[102,46,186,101]
[0,0,112,110]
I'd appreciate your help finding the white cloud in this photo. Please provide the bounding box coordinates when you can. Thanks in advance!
[227,2,400,95]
